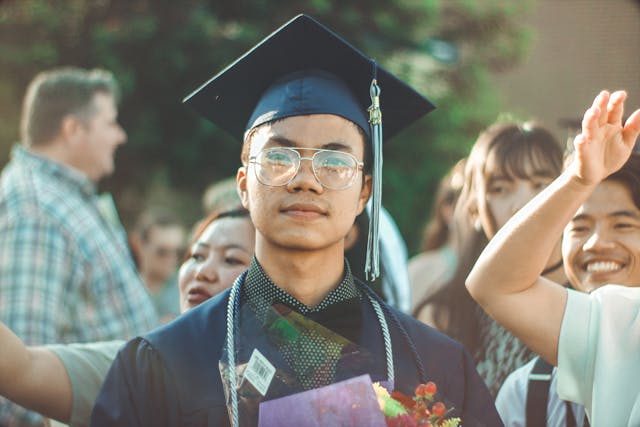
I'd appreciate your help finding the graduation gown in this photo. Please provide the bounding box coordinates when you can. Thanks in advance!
[91,282,502,427]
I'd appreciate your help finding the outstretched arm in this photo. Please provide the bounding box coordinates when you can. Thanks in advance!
[0,322,72,423]
[466,90,640,365]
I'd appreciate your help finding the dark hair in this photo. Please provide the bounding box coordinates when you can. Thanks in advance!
[419,158,466,252]
[413,121,563,359]
[605,153,640,210]
[21,67,120,147]
[182,207,251,263]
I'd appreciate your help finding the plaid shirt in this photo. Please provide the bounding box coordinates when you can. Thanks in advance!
[0,146,159,425]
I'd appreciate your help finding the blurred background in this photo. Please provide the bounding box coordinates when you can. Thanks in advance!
[1,0,638,253]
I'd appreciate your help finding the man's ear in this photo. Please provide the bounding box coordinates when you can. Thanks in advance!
[237,166,250,209]
[59,115,84,146]
[356,174,372,215]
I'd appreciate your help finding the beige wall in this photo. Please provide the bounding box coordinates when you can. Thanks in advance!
[491,0,640,142]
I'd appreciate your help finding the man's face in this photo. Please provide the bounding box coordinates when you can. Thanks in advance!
[563,180,640,292]
[237,114,371,253]
[140,225,186,285]
[74,92,127,182]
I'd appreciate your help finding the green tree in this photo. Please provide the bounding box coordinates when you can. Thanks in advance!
[0,0,531,247]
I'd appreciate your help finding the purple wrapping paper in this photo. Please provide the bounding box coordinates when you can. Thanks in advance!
[257,374,387,427]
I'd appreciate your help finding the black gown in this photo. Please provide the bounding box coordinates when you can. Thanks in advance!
[91,275,502,427]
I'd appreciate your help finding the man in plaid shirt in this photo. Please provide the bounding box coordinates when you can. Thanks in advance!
[0,68,159,425]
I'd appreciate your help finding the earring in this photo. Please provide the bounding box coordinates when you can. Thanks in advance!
[474,219,482,232]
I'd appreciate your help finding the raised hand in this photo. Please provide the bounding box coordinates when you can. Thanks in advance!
[570,90,640,186]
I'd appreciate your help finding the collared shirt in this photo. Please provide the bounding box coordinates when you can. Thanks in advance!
[0,145,158,426]
[242,257,361,389]
[558,286,640,426]
[496,357,587,427]
[243,256,360,319]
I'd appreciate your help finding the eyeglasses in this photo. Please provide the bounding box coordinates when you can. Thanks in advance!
[249,147,364,190]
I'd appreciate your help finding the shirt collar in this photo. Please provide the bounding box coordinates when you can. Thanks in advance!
[243,256,360,320]
[12,145,97,196]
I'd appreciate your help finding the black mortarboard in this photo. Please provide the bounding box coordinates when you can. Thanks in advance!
[184,14,435,280]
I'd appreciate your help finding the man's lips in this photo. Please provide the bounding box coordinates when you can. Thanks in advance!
[280,203,327,217]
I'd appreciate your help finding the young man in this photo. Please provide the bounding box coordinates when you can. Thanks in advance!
[0,67,158,426]
[466,90,640,425]
[495,153,640,426]
[91,15,501,427]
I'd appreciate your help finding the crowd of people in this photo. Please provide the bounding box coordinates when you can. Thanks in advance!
[1,13,639,427]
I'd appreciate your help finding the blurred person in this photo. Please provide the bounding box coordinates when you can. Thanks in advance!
[202,176,241,214]
[92,15,501,427]
[130,208,187,322]
[467,91,640,426]
[0,67,158,425]
[409,158,466,312]
[0,208,254,427]
[413,121,567,396]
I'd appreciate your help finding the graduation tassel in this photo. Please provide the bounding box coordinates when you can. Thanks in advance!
[365,63,383,281]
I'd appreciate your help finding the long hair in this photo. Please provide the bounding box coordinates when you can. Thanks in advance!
[419,158,466,252]
[413,121,563,359]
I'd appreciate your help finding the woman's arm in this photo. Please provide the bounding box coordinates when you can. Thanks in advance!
[466,90,640,364]
[0,322,72,423]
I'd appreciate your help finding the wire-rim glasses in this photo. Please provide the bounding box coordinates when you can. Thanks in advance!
[249,147,364,190]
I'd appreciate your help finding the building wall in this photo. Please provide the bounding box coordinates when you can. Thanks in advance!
[491,0,640,142]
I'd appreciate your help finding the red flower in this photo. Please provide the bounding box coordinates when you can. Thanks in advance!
[386,414,417,427]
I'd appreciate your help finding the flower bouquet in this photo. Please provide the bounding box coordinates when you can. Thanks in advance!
[256,375,461,427]
[374,381,461,427]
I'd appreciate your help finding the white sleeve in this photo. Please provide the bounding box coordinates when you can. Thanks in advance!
[495,360,532,427]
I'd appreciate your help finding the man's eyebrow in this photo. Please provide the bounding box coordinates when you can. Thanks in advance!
[570,210,640,223]
[610,210,640,220]
[268,136,353,152]
[268,136,297,147]
[321,142,353,152]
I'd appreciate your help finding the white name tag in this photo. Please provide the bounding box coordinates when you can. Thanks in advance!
[243,349,276,396]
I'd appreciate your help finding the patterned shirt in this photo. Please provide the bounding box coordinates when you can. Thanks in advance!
[475,307,534,397]
[0,146,158,425]
[242,257,361,389]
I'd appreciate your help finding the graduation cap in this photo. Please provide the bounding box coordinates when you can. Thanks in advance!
[184,14,435,280]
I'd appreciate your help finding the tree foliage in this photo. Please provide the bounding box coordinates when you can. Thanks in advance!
[0,0,531,251]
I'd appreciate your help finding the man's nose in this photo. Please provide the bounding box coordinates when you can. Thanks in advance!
[582,227,616,252]
[286,157,323,192]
